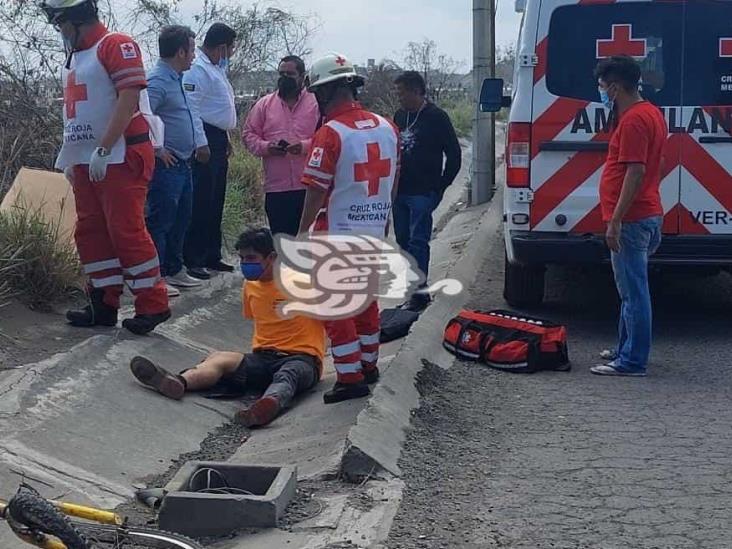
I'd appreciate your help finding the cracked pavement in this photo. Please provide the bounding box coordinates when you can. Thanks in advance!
[388,219,732,549]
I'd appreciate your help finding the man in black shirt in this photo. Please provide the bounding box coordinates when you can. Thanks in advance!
[393,71,462,312]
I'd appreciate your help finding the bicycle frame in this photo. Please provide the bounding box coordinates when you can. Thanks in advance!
[1,497,123,549]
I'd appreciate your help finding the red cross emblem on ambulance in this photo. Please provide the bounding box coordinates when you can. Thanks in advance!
[596,24,647,59]
[720,37,732,58]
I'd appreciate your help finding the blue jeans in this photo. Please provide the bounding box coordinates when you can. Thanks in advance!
[146,159,193,277]
[611,216,662,372]
[394,191,442,282]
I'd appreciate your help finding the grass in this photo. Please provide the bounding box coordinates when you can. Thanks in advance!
[0,201,81,309]
[221,144,266,249]
[442,97,509,140]
[443,98,474,139]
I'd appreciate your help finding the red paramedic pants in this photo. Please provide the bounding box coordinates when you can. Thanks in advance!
[71,143,168,315]
[326,300,380,385]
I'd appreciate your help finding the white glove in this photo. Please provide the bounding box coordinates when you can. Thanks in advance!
[89,147,111,182]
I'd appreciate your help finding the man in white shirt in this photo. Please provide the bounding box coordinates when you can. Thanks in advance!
[182,23,238,280]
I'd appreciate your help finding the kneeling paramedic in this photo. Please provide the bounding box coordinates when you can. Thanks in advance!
[298,53,401,405]
[41,0,170,335]
[129,227,325,428]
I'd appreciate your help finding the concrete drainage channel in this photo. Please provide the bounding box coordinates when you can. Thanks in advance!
[18,148,500,548]
[112,185,501,548]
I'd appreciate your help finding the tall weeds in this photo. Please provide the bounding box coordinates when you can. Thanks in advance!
[0,202,80,309]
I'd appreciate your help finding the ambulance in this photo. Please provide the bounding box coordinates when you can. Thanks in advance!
[480,0,732,307]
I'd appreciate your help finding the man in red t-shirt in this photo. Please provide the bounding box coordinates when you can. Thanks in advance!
[41,0,170,335]
[592,56,667,377]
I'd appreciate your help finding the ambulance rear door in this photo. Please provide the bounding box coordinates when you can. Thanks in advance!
[530,0,683,236]
[678,0,732,239]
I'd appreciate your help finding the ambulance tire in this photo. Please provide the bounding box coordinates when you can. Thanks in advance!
[503,253,545,308]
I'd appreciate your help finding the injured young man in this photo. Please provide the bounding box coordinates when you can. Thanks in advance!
[129,227,326,428]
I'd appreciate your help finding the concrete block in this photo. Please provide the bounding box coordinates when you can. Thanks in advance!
[158,461,297,538]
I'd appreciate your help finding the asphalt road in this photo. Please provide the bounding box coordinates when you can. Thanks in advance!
[388,218,732,549]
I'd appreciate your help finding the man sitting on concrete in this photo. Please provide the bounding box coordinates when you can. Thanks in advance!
[129,227,325,427]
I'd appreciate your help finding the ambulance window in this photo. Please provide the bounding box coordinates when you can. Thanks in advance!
[683,1,732,107]
[545,3,683,106]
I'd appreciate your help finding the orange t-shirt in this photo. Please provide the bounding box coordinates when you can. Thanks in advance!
[242,280,326,372]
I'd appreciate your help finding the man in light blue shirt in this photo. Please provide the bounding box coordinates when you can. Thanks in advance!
[146,25,201,294]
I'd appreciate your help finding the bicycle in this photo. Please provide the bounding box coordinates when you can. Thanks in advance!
[1,484,202,549]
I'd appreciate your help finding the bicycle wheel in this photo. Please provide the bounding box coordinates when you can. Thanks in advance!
[7,485,90,549]
[73,523,203,549]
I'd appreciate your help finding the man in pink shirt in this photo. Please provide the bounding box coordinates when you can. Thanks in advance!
[243,56,320,236]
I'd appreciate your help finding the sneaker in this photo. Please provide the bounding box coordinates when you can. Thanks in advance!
[207,261,235,273]
[166,284,181,298]
[600,349,618,361]
[323,382,370,404]
[364,368,380,385]
[130,356,186,400]
[167,271,203,288]
[235,396,281,428]
[66,289,118,328]
[187,268,211,280]
[122,310,172,336]
[590,363,647,377]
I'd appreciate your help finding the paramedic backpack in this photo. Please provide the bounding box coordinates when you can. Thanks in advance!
[443,310,570,374]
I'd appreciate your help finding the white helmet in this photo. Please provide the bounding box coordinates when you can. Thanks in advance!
[40,0,98,24]
[307,53,365,90]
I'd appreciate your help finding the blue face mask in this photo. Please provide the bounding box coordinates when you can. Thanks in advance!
[241,262,265,281]
[241,261,264,281]
[219,56,229,71]
[599,86,614,111]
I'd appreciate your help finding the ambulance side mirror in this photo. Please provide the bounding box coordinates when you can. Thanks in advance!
[479,78,511,113]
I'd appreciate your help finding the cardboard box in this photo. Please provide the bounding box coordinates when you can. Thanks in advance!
[0,168,76,242]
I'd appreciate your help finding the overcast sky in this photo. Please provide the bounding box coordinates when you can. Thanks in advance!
[223,1,523,71]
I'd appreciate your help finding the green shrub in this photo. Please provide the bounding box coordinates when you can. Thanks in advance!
[0,202,81,309]
[442,98,474,139]
[222,144,266,248]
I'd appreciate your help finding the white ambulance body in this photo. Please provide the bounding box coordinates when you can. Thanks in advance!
[495,0,732,307]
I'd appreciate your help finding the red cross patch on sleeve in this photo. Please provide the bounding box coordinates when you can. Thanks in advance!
[309,147,324,168]
[120,43,138,60]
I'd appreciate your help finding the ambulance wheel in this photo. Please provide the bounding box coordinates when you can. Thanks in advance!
[503,253,545,308]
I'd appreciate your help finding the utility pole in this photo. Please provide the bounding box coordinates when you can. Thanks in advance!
[471,0,496,205]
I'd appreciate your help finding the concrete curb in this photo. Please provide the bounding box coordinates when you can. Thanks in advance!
[341,196,504,481]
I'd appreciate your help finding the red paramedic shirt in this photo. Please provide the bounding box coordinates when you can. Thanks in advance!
[75,22,148,138]
[599,101,667,223]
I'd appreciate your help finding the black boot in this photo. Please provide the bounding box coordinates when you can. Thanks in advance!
[122,310,172,336]
[66,289,118,328]
[364,367,380,385]
[323,382,370,404]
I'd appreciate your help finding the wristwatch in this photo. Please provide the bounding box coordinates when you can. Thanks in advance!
[95,147,110,157]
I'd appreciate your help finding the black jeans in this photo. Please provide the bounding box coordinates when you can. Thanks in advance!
[265,190,306,237]
[185,124,229,269]
[225,350,320,408]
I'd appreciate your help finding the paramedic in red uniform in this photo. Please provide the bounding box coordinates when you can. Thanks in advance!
[42,0,170,336]
[592,56,667,377]
[298,53,401,404]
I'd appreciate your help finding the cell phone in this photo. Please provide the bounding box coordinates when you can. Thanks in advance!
[277,139,290,150]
